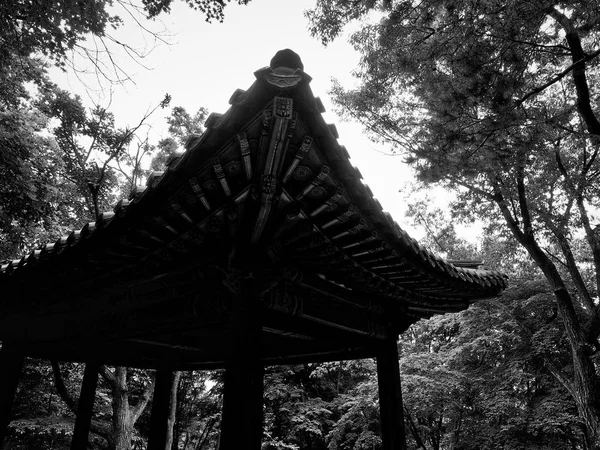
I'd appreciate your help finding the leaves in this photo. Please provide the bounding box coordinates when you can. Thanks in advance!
[308,1,600,443]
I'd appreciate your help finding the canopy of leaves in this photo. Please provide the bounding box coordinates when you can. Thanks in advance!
[0,0,253,71]
[142,0,252,22]
[308,3,600,443]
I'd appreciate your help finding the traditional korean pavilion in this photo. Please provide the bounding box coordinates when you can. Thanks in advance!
[0,50,507,449]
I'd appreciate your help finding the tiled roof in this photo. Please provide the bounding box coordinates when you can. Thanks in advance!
[0,50,506,366]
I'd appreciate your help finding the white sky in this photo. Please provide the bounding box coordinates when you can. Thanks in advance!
[53,0,426,237]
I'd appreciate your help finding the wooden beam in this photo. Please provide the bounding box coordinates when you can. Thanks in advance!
[71,363,99,450]
[376,336,406,450]
[218,276,264,449]
[147,369,174,450]
[0,344,24,447]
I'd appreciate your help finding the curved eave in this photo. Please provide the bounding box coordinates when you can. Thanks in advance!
[0,60,507,317]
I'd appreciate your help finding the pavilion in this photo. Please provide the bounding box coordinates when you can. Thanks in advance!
[0,50,507,449]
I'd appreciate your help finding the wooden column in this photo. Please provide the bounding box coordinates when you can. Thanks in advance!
[0,344,24,447]
[147,369,174,450]
[71,363,100,450]
[218,276,264,450]
[376,336,406,450]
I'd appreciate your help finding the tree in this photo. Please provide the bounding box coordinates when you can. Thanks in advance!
[398,282,586,450]
[147,105,209,172]
[37,85,170,220]
[0,55,75,261]
[0,0,252,81]
[308,1,600,446]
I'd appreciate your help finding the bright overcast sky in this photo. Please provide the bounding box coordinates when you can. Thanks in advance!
[53,0,426,236]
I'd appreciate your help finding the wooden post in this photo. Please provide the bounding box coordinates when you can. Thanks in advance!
[376,336,406,450]
[218,276,264,449]
[147,369,174,450]
[71,363,100,450]
[0,344,24,447]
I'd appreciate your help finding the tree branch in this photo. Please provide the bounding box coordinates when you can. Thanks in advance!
[548,8,600,135]
[99,364,116,385]
[50,361,112,440]
[516,48,600,106]
[50,360,77,413]
[130,375,156,425]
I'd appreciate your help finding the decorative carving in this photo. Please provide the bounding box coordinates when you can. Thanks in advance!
[282,269,303,284]
[224,160,242,177]
[222,268,243,295]
[265,73,303,89]
[262,110,272,131]
[207,216,221,233]
[308,186,327,199]
[251,172,278,243]
[282,135,313,184]
[202,180,218,191]
[331,219,366,240]
[321,205,356,229]
[238,132,252,180]
[284,203,301,220]
[261,174,277,195]
[342,230,378,250]
[212,158,231,196]
[168,198,193,224]
[224,202,239,223]
[168,238,188,254]
[267,241,283,261]
[188,178,211,211]
[266,287,302,316]
[296,166,330,201]
[273,97,293,119]
[153,216,177,235]
[155,248,174,263]
[183,227,205,246]
[287,113,298,137]
[310,187,344,218]
[292,165,312,181]
[138,228,164,245]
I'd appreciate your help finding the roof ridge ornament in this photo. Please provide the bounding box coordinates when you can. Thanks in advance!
[255,48,312,88]
[270,48,304,71]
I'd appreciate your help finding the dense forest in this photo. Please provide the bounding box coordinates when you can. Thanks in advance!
[2,0,600,449]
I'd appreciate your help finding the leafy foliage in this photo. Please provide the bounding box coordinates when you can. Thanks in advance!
[0,0,253,77]
[308,1,600,445]
[142,0,252,22]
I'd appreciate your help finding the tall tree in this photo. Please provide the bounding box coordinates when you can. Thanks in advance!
[308,1,600,446]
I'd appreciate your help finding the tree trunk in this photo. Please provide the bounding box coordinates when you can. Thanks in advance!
[167,372,181,450]
[112,367,133,450]
[554,289,600,450]
[494,191,600,448]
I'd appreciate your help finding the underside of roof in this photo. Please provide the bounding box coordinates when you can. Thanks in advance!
[0,50,507,369]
